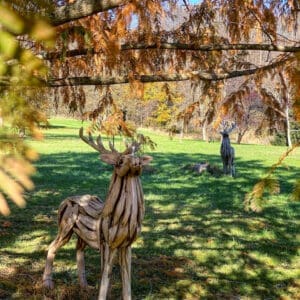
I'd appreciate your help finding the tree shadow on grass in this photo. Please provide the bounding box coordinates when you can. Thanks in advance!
[137,152,299,299]
[0,150,299,299]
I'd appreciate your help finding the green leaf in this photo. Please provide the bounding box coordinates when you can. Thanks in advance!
[0,31,18,59]
[0,4,24,34]
[20,50,44,74]
[291,180,300,201]
[0,56,7,75]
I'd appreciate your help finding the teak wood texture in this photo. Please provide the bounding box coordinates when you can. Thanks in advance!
[43,128,152,300]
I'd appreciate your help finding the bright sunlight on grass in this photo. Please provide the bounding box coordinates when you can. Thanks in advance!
[0,118,299,299]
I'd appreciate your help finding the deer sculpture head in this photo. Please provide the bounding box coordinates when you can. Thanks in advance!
[219,121,236,176]
[79,127,152,177]
[219,121,236,138]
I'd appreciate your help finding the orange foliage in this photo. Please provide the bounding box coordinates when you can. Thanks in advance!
[2,0,299,214]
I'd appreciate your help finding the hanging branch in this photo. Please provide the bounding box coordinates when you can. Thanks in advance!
[45,56,293,87]
[43,43,300,60]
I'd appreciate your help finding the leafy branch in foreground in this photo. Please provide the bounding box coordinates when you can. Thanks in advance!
[291,179,300,201]
[0,2,54,215]
[0,155,36,216]
[244,143,300,212]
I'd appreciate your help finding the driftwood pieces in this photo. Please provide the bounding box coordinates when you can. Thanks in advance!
[188,162,223,177]
[193,162,210,174]
[43,195,103,289]
[43,128,152,300]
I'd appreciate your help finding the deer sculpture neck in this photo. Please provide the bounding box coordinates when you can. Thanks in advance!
[221,133,232,156]
[100,165,145,249]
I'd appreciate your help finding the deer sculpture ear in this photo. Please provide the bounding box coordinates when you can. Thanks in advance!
[100,153,118,165]
[141,155,153,166]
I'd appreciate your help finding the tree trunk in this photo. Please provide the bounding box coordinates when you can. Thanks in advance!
[285,105,292,147]
[237,129,247,144]
[48,0,127,26]
[180,119,184,142]
[184,119,188,134]
[237,132,243,144]
[202,121,207,141]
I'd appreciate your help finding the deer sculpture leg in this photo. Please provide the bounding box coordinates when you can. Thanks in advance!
[76,237,88,288]
[98,244,117,300]
[43,231,73,289]
[230,159,235,177]
[231,148,235,177]
[119,246,132,300]
[222,160,227,175]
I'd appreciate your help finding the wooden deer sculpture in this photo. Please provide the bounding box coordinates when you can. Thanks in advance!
[43,128,152,300]
[220,121,236,177]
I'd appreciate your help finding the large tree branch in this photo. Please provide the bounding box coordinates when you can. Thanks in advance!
[48,0,128,26]
[47,57,291,87]
[44,42,300,60]
[121,42,300,52]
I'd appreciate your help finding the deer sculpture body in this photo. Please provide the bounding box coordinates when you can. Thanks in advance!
[220,121,236,177]
[43,128,152,300]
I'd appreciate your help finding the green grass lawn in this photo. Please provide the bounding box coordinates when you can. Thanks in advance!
[0,118,299,299]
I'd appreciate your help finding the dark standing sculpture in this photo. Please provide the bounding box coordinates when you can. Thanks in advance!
[220,121,236,176]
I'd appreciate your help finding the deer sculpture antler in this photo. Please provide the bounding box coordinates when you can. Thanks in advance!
[220,120,236,135]
[79,127,115,154]
[79,127,141,156]
[43,128,152,300]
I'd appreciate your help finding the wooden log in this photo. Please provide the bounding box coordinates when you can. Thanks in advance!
[59,203,78,238]
[129,179,138,239]
[102,176,123,217]
[75,219,97,241]
[98,246,117,300]
[101,217,110,242]
[112,185,126,226]
[78,214,97,231]
[108,223,119,244]
[89,197,104,210]
[84,204,101,218]
[121,181,132,226]
[119,247,132,300]
[135,178,144,224]
[73,227,99,249]
[75,195,103,218]
[111,225,128,249]
[78,205,88,216]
